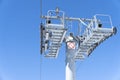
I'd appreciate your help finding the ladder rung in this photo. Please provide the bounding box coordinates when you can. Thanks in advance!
[49,47,58,50]
[52,34,63,36]
[46,27,65,30]
[49,50,57,52]
[45,54,56,57]
[51,39,60,42]
[49,50,57,53]
[51,36,62,39]
[49,45,60,47]
[79,50,87,52]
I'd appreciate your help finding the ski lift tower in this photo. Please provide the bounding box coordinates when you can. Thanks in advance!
[40,8,117,80]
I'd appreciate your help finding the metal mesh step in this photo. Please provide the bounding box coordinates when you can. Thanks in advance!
[44,24,67,58]
[75,28,114,59]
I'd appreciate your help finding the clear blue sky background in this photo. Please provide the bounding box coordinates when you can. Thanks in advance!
[0,0,120,80]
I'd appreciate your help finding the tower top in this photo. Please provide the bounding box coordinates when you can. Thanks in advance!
[40,8,116,59]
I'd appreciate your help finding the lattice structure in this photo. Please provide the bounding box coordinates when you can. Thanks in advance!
[44,25,66,57]
[40,8,67,58]
[75,14,117,59]
[41,9,116,58]
[40,8,117,80]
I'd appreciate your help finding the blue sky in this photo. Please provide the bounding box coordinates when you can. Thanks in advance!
[0,0,120,80]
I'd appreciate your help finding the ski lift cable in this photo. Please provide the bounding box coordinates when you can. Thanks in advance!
[40,54,43,80]
[40,0,43,19]
[40,0,43,80]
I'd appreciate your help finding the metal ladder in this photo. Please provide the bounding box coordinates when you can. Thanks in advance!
[45,24,67,58]
[75,27,114,59]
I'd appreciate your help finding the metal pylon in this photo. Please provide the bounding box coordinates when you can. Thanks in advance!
[40,8,117,80]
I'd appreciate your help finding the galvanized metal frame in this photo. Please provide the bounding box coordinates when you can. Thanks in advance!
[41,9,116,59]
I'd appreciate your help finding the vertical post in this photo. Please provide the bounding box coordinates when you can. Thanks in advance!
[65,36,76,80]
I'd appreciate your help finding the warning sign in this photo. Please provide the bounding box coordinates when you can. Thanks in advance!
[67,42,75,49]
